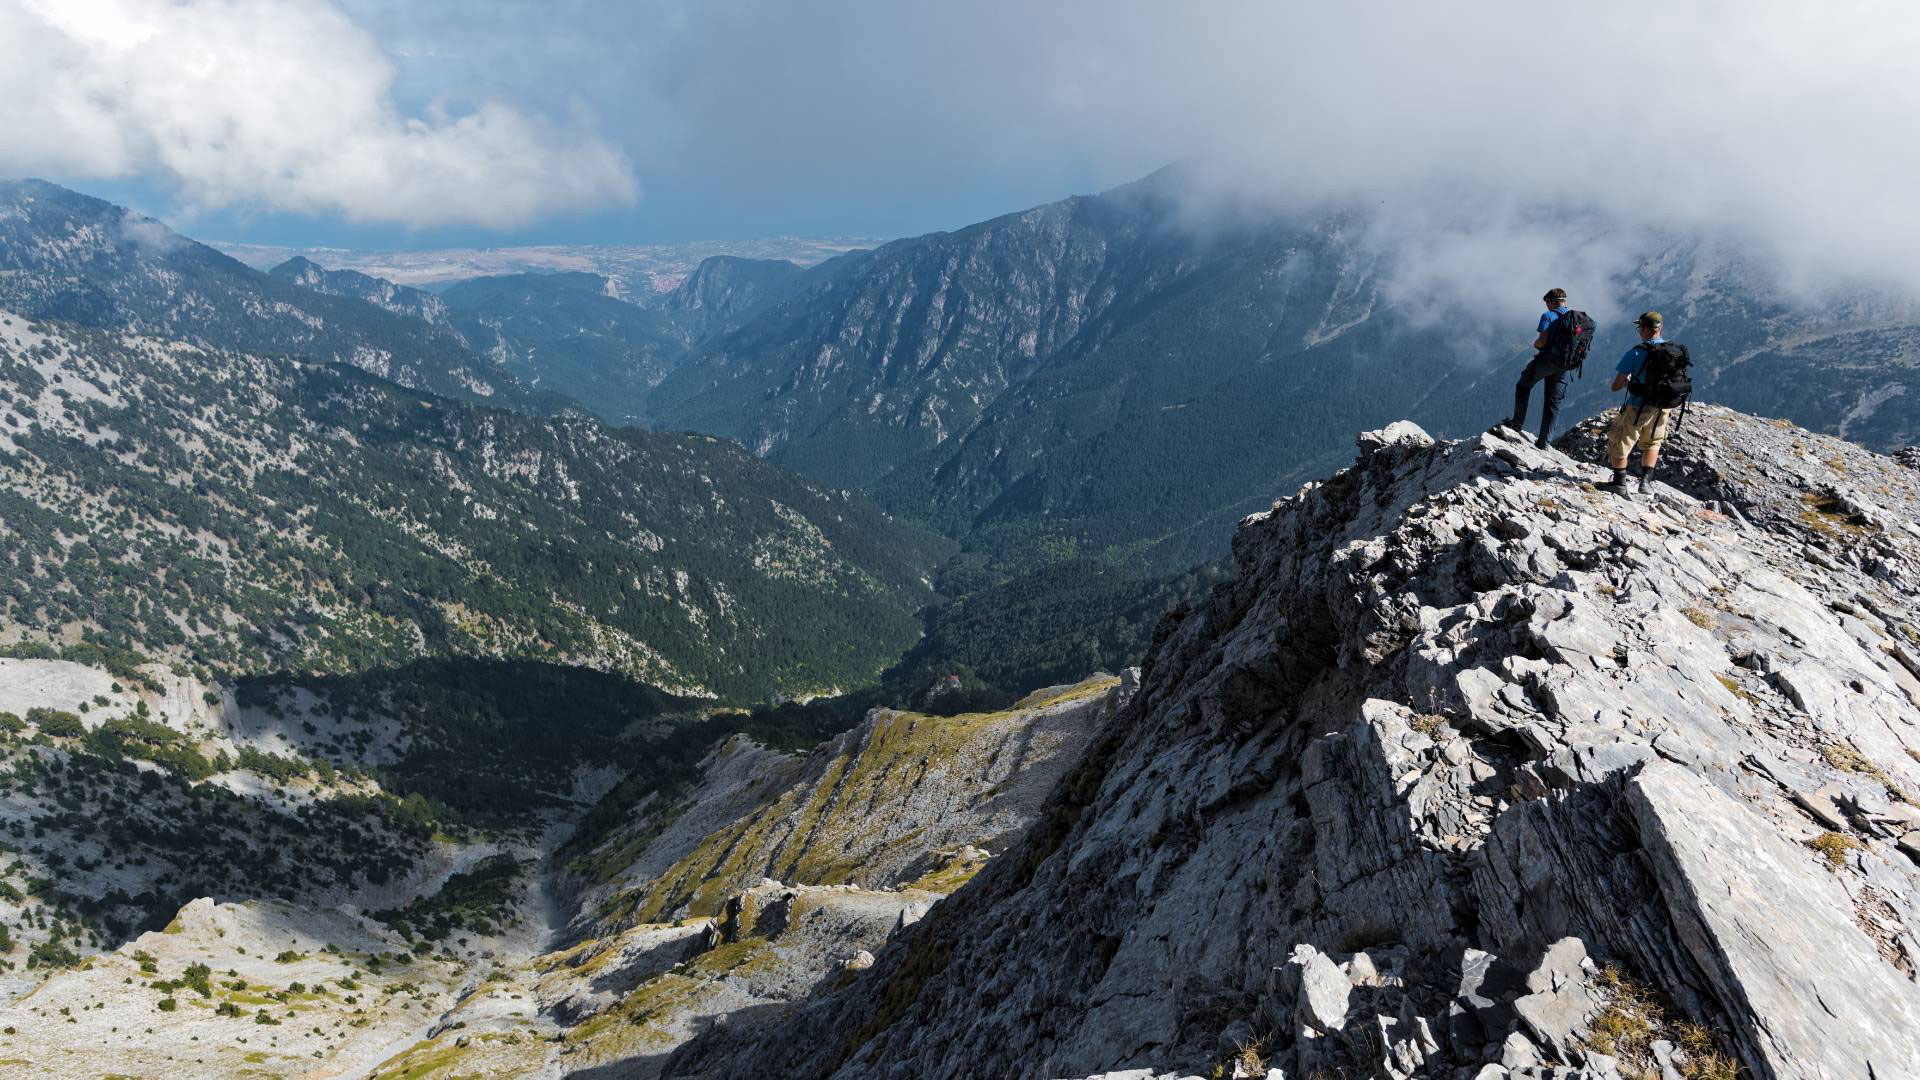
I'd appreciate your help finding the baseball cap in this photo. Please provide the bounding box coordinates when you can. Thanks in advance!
[1637,310,1663,327]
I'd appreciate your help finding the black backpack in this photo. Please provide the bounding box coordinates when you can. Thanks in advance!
[1630,341,1693,408]
[1541,309,1596,373]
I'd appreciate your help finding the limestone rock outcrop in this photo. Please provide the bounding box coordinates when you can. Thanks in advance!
[667,405,1920,1080]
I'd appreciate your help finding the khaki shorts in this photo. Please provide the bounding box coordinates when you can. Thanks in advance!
[1607,404,1672,459]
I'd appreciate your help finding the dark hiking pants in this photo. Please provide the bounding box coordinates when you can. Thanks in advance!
[1512,354,1567,442]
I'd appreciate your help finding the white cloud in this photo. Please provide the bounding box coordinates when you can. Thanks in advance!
[1098,0,1920,312]
[617,0,1920,304]
[0,0,637,228]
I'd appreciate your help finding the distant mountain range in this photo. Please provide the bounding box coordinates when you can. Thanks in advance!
[219,235,883,296]
[272,259,687,426]
[645,169,1920,570]
[0,180,548,411]
[268,255,462,328]
[266,249,819,427]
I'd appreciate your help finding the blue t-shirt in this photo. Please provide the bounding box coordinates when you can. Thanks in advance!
[1616,337,1666,407]
[1537,308,1567,335]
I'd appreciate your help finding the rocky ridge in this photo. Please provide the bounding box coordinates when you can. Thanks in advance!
[668,405,1920,1080]
[575,675,1126,927]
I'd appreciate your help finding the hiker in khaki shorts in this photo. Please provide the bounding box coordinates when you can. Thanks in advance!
[1600,311,1675,496]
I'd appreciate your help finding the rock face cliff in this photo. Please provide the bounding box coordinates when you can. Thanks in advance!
[669,405,1920,1080]
[655,254,810,344]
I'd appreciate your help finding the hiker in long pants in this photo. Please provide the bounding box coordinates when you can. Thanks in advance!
[1600,311,1690,496]
[1510,288,1591,449]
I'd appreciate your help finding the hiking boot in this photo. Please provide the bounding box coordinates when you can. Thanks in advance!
[1598,472,1633,496]
[1535,434,1551,451]
[1636,473,1651,494]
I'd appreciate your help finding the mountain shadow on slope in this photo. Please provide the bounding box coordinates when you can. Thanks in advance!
[234,658,706,831]
[888,556,1227,712]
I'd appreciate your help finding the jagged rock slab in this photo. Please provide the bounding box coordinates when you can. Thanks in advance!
[1630,762,1920,1077]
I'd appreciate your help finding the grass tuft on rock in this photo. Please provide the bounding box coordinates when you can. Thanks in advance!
[1588,965,1658,1059]
[1233,1037,1269,1077]
[1809,831,1858,868]
[1819,743,1912,804]
[1588,965,1745,1079]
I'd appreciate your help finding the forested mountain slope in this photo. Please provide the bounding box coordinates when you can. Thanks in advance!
[435,270,691,425]
[646,186,1183,488]
[0,314,939,699]
[653,254,813,343]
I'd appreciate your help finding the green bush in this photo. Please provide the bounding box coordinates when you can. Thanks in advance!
[25,708,83,738]
[26,939,79,969]
[180,961,212,998]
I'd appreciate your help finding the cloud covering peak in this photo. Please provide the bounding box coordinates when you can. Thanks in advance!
[608,1,1906,287]
[0,0,637,229]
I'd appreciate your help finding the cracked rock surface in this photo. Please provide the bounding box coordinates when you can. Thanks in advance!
[666,406,1920,1080]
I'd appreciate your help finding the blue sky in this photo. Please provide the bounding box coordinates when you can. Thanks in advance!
[2,0,1140,248]
[4,0,1917,292]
